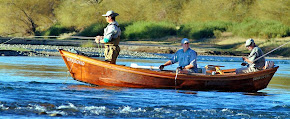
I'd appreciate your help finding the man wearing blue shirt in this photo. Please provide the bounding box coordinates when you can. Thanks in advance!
[159,38,198,73]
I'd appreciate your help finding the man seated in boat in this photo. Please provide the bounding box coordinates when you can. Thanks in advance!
[236,38,265,74]
[159,38,198,74]
[95,10,121,64]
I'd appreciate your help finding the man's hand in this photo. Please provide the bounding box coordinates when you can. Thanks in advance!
[241,62,247,66]
[95,36,102,43]
[177,66,183,71]
[242,56,247,61]
[159,65,165,70]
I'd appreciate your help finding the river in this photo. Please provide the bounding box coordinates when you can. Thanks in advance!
[0,56,289,118]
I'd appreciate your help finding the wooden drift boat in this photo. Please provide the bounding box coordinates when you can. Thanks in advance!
[59,49,279,92]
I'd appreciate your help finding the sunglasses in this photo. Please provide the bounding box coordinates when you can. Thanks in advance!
[184,43,189,44]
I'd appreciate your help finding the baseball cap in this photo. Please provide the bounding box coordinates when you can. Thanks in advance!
[245,38,255,47]
[102,10,119,17]
[181,38,189,44]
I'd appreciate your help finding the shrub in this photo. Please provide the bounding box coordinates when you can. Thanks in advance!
[78,22,107,37]
[124,21,177,40]
[41,24,74,36]
[177,21,232,39]
[213,30,222,38]
[231,19,290,38]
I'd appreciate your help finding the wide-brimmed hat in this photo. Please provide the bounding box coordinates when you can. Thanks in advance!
[102,10,119,17]
[245,38,255,47]
[181,38,189,44]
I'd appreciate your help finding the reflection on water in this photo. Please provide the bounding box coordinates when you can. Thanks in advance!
[67,84,127,91]
[269,76,290,90]
[243,92,269,96]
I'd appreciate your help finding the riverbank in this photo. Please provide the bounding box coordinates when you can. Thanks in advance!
[0,37,289,59]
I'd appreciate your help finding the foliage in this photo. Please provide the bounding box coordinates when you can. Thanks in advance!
[0,0,289,39]
[77,23,107,37]
[41,24,75,36]
[177,21,232,39]
[0,0,60,36]
[124,21,177,40]
[231,19,290,38]
[54,0,101,30]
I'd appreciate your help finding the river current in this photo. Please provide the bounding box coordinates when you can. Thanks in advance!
[0,56,289,118]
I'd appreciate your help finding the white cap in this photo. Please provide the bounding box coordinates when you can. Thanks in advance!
[181,38,189,44]
[102,10,119,17]
[245,38,255,47]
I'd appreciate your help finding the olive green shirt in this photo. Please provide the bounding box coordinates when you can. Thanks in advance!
[248,46,265,69]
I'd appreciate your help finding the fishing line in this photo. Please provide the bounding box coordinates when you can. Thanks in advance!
[0,37,25,45]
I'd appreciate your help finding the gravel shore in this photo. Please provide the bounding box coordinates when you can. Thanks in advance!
[0,44,167,58]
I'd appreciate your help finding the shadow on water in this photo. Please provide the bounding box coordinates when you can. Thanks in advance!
[243,92,269,96]
[0,64,67,78]
[66,84,128,91]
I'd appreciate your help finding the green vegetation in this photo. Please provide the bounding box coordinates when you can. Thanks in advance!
[41,24,75,36]
[0,0,289,56]
[78,23,107,37]
[1,0,288,39]
[231,19,290,39]
[178,21,232,39]
[124,21,177,40]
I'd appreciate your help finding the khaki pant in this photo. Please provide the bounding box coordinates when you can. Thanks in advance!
[104,45,120,64]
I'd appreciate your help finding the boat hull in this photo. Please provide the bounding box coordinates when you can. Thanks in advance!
[59,49,278,92]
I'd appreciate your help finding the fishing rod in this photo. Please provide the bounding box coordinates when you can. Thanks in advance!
[1,36,96,45]
[0,37,25,45]
[30,36,95,39]
[0,36,103,57]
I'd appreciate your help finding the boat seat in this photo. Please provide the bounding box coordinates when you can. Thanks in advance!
[205,65,225,74]
[264,61,274,69]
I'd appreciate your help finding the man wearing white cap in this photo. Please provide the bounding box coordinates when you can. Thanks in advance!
[159,38,198,73]
[95,10,121,64]
[236,38,265,74]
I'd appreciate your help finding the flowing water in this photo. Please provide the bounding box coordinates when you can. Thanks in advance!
[0,56,289,118]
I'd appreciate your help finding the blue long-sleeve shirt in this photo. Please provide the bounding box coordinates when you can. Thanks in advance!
[170,48,198,73]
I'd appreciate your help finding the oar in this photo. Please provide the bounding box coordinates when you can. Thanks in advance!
[130,63,159,70]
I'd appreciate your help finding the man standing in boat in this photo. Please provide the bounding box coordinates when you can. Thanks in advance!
[236,38,265,74]
[159,38,198,73]
[95,10,121,64]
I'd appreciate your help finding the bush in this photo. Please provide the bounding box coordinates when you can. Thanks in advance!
[231,19,290,38]
[177,21,232,39]
[78,23,107,37]
[124,21,177,40]
[41,24,74,36]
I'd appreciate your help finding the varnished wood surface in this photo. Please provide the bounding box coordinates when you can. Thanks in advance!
[59,49,279,92]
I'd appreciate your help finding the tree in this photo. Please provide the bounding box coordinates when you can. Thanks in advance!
[54,0,101,30]
[0,0,60,36]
